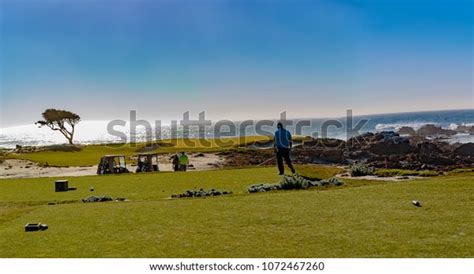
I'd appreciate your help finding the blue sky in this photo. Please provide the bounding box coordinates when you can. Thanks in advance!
[0,0,472,126]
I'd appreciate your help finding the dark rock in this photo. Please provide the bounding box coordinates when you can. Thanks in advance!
[378,131,400,140]
[319,149,345,163]
[454,143,474,157]
[418,155,455,166]
[398,126,416,135]
[417,142,442,156]
[417,124,456,136]
[344,150,373,160]
[346,132,374,147]
[303,138,345,148]
[367,138,413,155]
[455,125,474,134]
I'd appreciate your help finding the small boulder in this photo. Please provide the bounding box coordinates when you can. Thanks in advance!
[398,126,416,135]
[417,124,456,137]
[454,143,474,157]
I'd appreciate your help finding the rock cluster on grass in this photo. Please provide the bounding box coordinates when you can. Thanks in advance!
[171,188,233,198]
[81,196,127,203]
[248,174,343,193]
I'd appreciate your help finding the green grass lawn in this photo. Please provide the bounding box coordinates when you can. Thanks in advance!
[0,165,472,258]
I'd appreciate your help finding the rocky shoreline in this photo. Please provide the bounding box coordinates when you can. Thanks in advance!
[296,132,473,170]
[224,127,474,171]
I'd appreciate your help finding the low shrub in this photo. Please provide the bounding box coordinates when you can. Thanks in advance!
[248,174,343,193]
[349,163,374,176]
[280,174,313,190]
[171,188,233,198]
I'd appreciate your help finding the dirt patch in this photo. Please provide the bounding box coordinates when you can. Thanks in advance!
[0,159,96,179]
[0,153,225,179]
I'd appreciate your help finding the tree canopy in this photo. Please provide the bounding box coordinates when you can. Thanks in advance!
[36,109,81,145]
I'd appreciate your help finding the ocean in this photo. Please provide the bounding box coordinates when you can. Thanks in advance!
[1,109,473,148]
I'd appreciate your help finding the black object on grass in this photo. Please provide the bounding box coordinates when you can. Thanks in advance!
[412,200,422,207]
[55,180,69,192]
[25,223,48,232]
[82,195,113,203]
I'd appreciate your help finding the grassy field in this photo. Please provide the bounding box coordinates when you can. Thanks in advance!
[0,165,472,258]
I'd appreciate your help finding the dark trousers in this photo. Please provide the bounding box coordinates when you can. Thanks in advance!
[276,147,295,175]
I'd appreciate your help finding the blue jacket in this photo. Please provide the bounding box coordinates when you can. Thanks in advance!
[274,128,292,149]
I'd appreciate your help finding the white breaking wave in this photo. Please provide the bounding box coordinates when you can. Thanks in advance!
[375,122,474,132]
[374,122,474,144]
[374,122,440,131]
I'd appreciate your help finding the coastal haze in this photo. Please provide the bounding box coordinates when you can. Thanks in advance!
[1,109,473,148]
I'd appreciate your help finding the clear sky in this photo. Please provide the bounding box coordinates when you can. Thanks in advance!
[0,0,473,127]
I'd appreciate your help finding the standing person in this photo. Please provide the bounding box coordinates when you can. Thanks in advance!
[274,122,296,175]
[170,154,180,171]
[178,152,189,171]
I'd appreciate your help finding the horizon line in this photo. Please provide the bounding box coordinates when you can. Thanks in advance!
[1,108,472,130]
